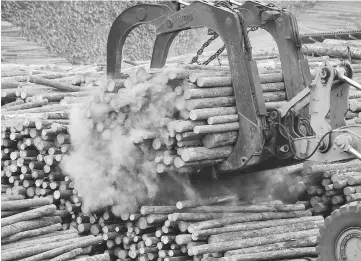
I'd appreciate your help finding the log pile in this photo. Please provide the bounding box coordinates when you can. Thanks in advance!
[1,196,104,261]
[303,160,361,215]
[1,63,104,107]
[85,196,321,261]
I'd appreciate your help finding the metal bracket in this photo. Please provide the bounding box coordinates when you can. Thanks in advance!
[107,3,180,78]
[156,1,265,171]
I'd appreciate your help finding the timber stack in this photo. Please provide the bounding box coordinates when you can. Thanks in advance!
[1,195,105,261]
[303,160,361,216]
[102,196,321,261]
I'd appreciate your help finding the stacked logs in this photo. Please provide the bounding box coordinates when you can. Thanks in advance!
[102,196,321,261]
[1,196,104,261]
[303,160,361,215]
[1,63,103,108]
[150,63,361,173]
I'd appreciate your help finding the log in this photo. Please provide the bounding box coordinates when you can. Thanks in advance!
[1,224,63,245]
[347,175,361,185]
[344,185,361,195]
[177,139,202,148]
[224,236,317,256]
[28,76,82,92]
[2,204,56,226]
[1,194,25,201]
[140,206,179,215]
[262,82,285,92]
[1,100,25,109]
[1,197,52,210]
[194,123,239,134]
[208,221,321,243]
[347,192,361,202]
[187,210,312,232]
[196,74,284,87]
[1,216,61,238]
[169,212,239,222]
[3,100,49,112]
[263,91,287,102]
[196,77,232,87]
[189,107,237,120]
[180,146,233,162]
[174,158,223,168]
[50,248,83,261]
[183,87,234,99]
[176,132,202,141]
[207,115,238,125]
[74,253,110,261]
[303,160,361,175]
[331,171,361,182]
[349,100,361,112]
[2,235,102,261]
[201,132,238,148]
[170,120,207,133]
[176,195,238,209]
[2,231,77,251]
[185,97,235,110]
[186,204,305,214]
[188,229,319,255]
[210,247,317,261]
[302,44,361,59]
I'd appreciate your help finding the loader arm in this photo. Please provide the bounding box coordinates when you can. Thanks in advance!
[267,61,361,163]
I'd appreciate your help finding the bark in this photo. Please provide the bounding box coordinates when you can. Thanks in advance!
[140,206,179,215]
[211,247,317,260]
[201,132,238,148]
[347,175,361,185]
[208,221,321,243]
[2,231,77,251]
[303,160,361,175]
[225,236,317,256]
[2,204,56,227]
[207,115,238,125]
[28,76,82,92]
[347,192,361,202]
[191,216,323,237]
[183,87,234,99]
[262,91,286,102]
[187,210,312,232]
[185,97,235,110]
[1,216,61,238]
[49,248,83,261]
[176,195,238,209]
[1,223,63,244]
[188,229,319,255]
[302,44,361,59]
[189,107,237,120]
[9,235,103,261]
[170,120,206,133]
[1,194,25,201]
[3,100,49,112]
[194,123,239,134]
[181,146,233,162]
[173,157,223,168]
[1,197,52,211]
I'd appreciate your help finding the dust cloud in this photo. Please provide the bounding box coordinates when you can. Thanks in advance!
[61,68,181,215]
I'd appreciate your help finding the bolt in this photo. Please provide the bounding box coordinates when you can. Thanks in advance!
[136,8,147,21]
[166,19,173,28]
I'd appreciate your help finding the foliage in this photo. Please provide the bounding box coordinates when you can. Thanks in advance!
[1,1,206,64]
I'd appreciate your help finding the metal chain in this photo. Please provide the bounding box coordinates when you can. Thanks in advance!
[189,34,219,65]
[203,45,226,65]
